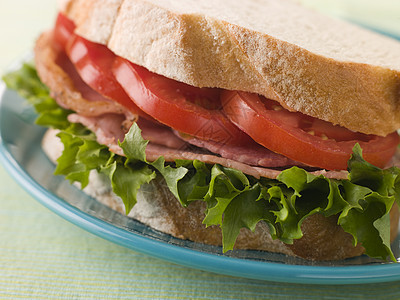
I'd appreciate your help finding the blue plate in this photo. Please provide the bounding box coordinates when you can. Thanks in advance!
[2,69,400,285]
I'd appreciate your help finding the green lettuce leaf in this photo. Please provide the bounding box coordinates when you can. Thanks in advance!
[119,122,189,203]
[2,63,71,129]
[3,64,400,261]
[103,160,156,213]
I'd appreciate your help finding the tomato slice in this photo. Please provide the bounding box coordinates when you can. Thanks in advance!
[65,34,147,115]
[53,13,75,49]
[112,57,252,145]
[221,90,399,170]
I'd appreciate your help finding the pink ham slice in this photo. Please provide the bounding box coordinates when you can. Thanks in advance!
[67,113,348,180]
[137,119,188,149]
[175,132,307,168]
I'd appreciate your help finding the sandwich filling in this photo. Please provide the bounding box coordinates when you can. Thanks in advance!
[3,13,400,260]
[54,13,399,172]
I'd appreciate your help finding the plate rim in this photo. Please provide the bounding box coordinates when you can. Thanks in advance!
[2,79,400,285]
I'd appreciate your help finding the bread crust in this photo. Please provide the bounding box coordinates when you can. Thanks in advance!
[58,0,400,136]
[97,177,400,261]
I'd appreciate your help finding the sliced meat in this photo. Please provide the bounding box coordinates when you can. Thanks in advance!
[68,113,132,149]
[144,143,282,179]
[144,144,348,179]
[388,150,400,168]
[137,118,187,149]
[68,113,349,180]
[68,113,189,150]
[175,131,307,168]
[34,30,132,118]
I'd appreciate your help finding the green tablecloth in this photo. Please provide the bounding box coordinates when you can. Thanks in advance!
[1,1,400,298]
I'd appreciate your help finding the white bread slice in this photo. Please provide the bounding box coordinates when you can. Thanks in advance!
[58,0,400,136]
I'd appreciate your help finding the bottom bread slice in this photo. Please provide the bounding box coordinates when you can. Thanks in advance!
[42,129,399,261]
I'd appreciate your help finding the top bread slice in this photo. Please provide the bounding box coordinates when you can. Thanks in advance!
[58,0,400,136]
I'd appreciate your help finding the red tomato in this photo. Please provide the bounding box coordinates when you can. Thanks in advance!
[112,57,252,146]
[53,13,75,49]
[221,90,399,170]
[65,34,146,115]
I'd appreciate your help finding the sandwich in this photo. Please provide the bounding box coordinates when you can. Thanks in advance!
[3,0,400,261]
